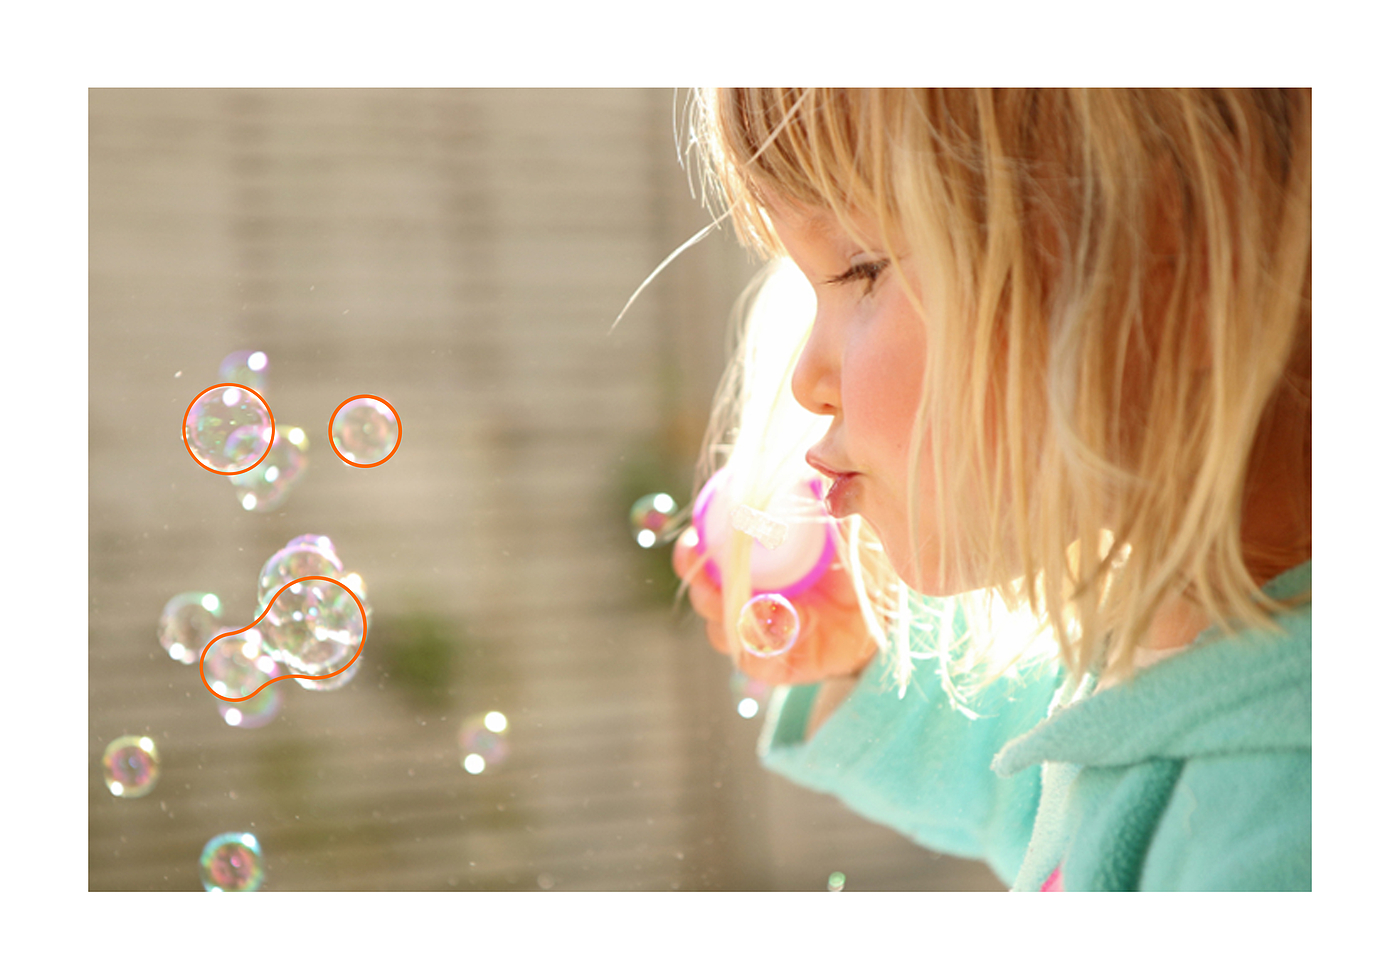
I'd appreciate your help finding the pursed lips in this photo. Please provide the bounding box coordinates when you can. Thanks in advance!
[805,452,861,519]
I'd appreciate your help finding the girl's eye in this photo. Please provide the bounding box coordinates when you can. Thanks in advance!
[825,259,890,295]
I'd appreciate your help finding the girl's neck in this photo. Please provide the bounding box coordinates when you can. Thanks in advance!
[1095,596,1209,692]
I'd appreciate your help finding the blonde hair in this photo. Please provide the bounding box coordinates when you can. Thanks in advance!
[687,88,1311,688]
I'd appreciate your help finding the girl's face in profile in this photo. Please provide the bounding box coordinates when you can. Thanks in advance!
[770,201,987,596]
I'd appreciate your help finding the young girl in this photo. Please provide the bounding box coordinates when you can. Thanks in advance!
[671,89,1310,891]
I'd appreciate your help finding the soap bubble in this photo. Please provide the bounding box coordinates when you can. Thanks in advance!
[261,578,364,690]
[217,350,270,394]
[229,428,307,512]
[185,385,273,473]
[330,396,399,466]
[460,712,510,774]
[203,628,283,728]
[255,536,365,690]
[102,735,160,798]
[730,671,773,719]
[256,536,343,608]
[158,592,222,665]
[629,493,676,548]
[199,832,265,892]
[828,871,846,892]
[737,593,800,658]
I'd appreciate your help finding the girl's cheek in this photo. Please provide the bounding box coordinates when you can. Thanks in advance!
[853,336,925,463]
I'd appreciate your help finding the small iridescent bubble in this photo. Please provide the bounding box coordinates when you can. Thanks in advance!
[331,397,399,466]
[204,629,284,727]
[629,493,676,549]
[102,735,160,798]
[203,630,265,698]
[255,537,366,690]
[158,592,222,665]
[185,385,273,473]
[256,536,344,608]
[262,581,364,690]
[737,593,800,658]
[828,871,846,892]
[229,427,307,512]
[199,832,265,892]
[217,350,270,394]
[460,711,509,774]
[264,595,363,689]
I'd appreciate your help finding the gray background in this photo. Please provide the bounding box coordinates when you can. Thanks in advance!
[88,88,1004,891]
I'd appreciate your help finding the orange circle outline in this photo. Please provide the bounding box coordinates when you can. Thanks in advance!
[327,394,402,468]
[182,383,277,476]
[198,575,368,702]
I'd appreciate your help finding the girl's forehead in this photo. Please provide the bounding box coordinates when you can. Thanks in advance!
[764,199,875,247]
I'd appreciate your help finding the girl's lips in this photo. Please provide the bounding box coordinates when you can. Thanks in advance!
[805,453,860,519]
[823,473,859,518]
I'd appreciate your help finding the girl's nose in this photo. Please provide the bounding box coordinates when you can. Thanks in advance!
[791,311,840,417]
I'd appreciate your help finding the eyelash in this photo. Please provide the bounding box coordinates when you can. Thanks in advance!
[825,260,890,295]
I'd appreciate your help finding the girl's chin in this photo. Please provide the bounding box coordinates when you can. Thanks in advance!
[860,512,974,597]
[878,535,967,598]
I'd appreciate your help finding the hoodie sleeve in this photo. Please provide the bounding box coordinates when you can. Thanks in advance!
[757,642,1062,887]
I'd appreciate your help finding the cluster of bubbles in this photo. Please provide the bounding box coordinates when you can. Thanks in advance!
[127,354,394,891]
[737,593,800,658]
[330,396,400,466]
[127,536,369,886]
[102,736,160,798]
[629,492,676,549]
[459,711,509,775]
[199,832,266,892]
[155,533,369,728]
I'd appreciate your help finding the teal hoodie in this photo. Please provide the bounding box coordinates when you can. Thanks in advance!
[759,562,1311,891]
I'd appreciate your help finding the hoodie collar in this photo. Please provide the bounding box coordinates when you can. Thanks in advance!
[993,562,1311,776]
